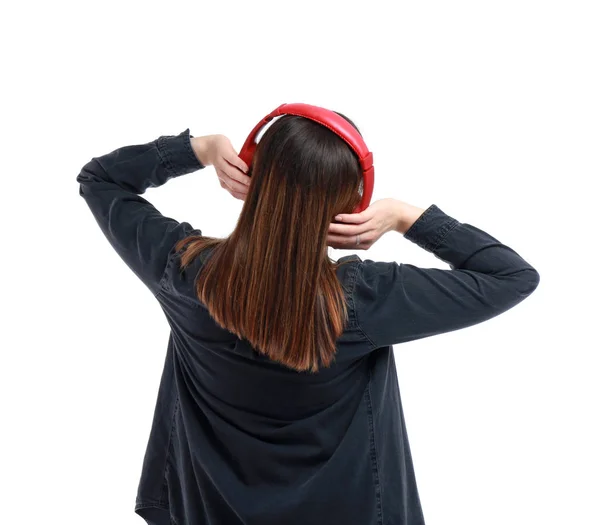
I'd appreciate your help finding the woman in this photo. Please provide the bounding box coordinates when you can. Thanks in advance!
[77,107,540,525]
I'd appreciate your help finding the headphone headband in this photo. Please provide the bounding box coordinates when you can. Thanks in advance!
[238,102,374,214]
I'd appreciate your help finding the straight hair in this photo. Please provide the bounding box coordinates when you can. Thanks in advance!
[175,111,364,373]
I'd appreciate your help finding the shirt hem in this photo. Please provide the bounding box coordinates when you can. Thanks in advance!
[135,500,180,525]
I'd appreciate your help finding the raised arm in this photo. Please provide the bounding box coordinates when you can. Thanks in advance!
[76,128,205,296]
[354,203,540,348]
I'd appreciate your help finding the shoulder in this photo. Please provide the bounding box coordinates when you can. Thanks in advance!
[334,254,397,285]
[351,257,402,305]
[334,254,397,301]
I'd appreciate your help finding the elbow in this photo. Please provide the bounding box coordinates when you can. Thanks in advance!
[76,157,102,183]
[515,268,540,298]
[76,158,101,195]
[76,170,88,198]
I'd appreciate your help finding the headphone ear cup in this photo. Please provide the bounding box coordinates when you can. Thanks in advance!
[239,140,257,171]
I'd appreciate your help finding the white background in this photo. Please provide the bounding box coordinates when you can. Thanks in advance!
[1,1,598,524]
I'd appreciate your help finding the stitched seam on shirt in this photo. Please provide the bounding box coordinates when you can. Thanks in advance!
[159,393,180,507]
[430,218,460,252]
[353,262,377,350]
[156,248,175,298]
[403,203,436,239]
[136,500,169,510]
[135,501,180,525]
[156,250,191,303]
[156,136,177,176]
[347,262,359,327]
[365,366,384,525]
[156,230,205,302]
[157,245,183,299]
[182,128,204,169]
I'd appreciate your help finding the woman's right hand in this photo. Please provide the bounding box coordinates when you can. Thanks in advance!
[327,198,405,250]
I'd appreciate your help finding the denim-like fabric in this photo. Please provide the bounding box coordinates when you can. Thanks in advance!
[77,129,540,525]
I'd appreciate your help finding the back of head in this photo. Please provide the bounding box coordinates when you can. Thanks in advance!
[176,110,364,373]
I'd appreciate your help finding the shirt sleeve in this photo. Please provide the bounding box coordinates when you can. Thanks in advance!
[76,128,206,296]
[353,204,541,349]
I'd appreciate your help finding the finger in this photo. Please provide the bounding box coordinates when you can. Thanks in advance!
[327,232,369,246]
[218,177,237,193]
[328,220,374,236]
[217,168,250,194]
[220,182,248,199]
[326,235,366,250]
[231,190,246,201]
[224,152,249,175]
[333,209,372,224]
[218,178,247,200]
[221,182,248,200]
[219,161,252,187]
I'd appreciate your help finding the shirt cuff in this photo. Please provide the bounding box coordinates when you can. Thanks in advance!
[156,128,205,177]
[403,204,460,253]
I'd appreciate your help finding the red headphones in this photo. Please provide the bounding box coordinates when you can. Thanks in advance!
[238,102,374,214]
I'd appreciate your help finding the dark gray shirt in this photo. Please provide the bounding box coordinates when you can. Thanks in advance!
[77,129,540,525]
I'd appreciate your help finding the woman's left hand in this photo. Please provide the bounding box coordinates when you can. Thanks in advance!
[191,134,251,201]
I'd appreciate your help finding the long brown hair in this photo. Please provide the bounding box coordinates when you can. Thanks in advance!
[174,111,364,373]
